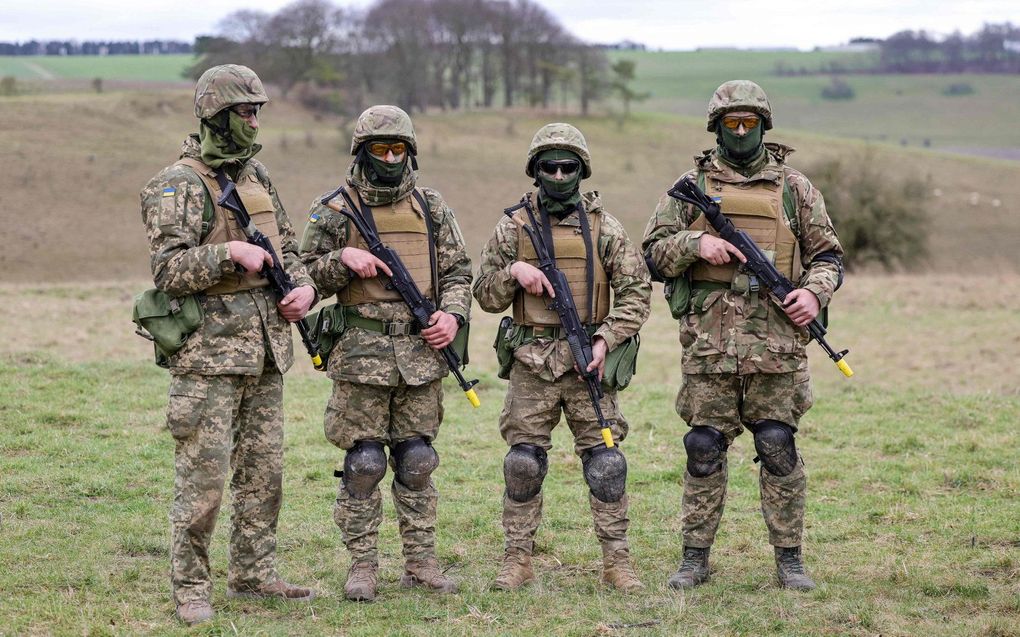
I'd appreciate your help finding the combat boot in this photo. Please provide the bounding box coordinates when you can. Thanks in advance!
[775,546,816,591]
[667,546,710,589]
[601,546,644,593]
[400,557,458,594]
[227,578,316,602]
[492,550,535,591]
[175,600,214,625]
[344,560,378,602]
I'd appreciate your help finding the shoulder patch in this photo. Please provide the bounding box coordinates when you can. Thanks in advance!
[308,212,321,224]
[162,187,176,197]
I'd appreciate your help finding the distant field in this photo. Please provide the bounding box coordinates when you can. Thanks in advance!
[0,54,193,81]
[608,49,1020,152]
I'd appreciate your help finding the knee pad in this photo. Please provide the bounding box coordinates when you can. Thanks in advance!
[683,426,727,477]
[392,437,440,491]
[751,420,798,476]
[343,440,387,499]
[503,443,548,502]
[582,445,628,503]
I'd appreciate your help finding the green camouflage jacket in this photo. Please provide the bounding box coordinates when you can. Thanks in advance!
[474,191,651,382]
[139,134,315,376]
[299,182,472,387]
[642,143,844,375]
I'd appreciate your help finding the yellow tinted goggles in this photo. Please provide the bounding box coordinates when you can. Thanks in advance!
[720,115,761,130]
[367,141,407,157]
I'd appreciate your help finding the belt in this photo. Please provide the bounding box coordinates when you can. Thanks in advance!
[343,309,421,336]
[691,281,730,291]
[519,323,598,341]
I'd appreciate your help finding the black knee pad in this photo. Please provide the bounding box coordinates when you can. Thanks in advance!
[581,445,628,503]
[683,426,727,477]
[751,420,798,476]
[343,440,387,499]
[392,437,440,491]
[503,443,548,502]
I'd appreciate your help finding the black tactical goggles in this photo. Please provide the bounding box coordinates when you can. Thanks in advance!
[536,159,581,176]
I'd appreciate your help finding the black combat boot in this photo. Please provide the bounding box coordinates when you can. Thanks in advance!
[667,546,710,589]
[775,546,816,591]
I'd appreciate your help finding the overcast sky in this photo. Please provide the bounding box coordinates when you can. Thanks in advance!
[3,0,1018,50]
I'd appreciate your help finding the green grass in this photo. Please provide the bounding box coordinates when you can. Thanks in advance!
[1,277,1019,635]
[0,54,193,81]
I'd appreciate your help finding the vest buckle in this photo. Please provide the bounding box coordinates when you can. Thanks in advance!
[385,321,413,337]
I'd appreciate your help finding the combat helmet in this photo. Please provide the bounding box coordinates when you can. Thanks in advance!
[525,123,592,179]
[706,80,773,132]
[193,64,269,120]
[350,105,418,155]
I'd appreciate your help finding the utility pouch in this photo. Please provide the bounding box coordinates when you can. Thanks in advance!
[307,303,347,370]
[602,334,641,391]
[493,316,519,380]
[451,321,470,366]
[664,274,692,319]
[131,289,204,368]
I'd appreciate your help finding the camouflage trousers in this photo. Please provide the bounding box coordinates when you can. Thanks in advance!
[326,378,443,563]
[676,371,812,548]
[499,364,631,554]
[166,371,285,606]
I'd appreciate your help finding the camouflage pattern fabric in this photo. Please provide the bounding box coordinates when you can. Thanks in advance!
[502,493,543,554]
[525,122,593,178]
[474,191,651,379]
[677,371,811,548]
[140,134,315,376]
[326,379,444,563]
[705,79,774,131]
[166,371,284,606]
[350,104,418,155]
[300,186,472,387]
[642,144,843,375]
[193,64,269,119]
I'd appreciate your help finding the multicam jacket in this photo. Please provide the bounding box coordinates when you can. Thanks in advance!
[642,143,844,375]
[139,134,315,376]
[299,169,472,387]
[474,191,651,382]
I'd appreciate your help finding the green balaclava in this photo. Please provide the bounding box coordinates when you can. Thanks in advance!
[199,110,260,170]
[360,139,408,187]
[716,116,767,176]
[534,149,583,218]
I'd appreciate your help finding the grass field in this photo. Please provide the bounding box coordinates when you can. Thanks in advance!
[1,276,1018,636]
[0,54,193,82]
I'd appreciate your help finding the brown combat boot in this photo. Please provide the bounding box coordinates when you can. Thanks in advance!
[492,550,535,591]
[175,600,214,625]
[667,546,710,589]
[344,560,379,602]
[227,578,316,602]
[601,546,644,593]
[400,557,458,594]
[775,546,816,591]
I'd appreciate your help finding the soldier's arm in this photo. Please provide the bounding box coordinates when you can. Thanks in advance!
[254,162,316,296]
[594,214,652,351]
[641,181,704,279]
[424,189,473,321]
[298,195,353,299]
[788,172,844,308]
[472,216,521,313]
[141,167,235,296]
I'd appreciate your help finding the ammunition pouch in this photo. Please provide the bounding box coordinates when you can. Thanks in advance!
[601,334,640,391]
[306,303,348,371]
[493,316,524,380]
[131,288,204,368]
[451,321,470,366]
[664,274,692,319]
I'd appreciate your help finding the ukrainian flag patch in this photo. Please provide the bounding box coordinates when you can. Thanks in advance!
[162,187,176,197]
[711,196,722,203]
[309,212,320,223]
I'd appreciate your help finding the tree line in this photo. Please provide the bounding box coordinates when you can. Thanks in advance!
[0,41,192,56]
[189,0,626,117]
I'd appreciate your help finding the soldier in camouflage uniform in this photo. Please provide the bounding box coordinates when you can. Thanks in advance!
[642,80,845,591]
[139,65,318,625]
[299,105,471,602]
[474,123,651,592]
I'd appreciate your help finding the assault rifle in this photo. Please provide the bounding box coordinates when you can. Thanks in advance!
[667,177,853,377]
[320,185,480,408]
[503,197,616,448]
[215,172,324,370]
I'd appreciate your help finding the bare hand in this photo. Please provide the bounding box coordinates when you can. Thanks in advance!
[510,261,555,297]
[277,285,315,322]
[699,234,746,265]
[420,311,459,350]
[340,247,393,279]
[578,336,608,383]
[782,288,820,326]
[227,240,274,273]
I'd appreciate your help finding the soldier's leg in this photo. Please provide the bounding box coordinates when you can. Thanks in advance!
[563,380,642,591]
[744,370,815,590]
[493,365,560,590]
[167,373,240,607]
